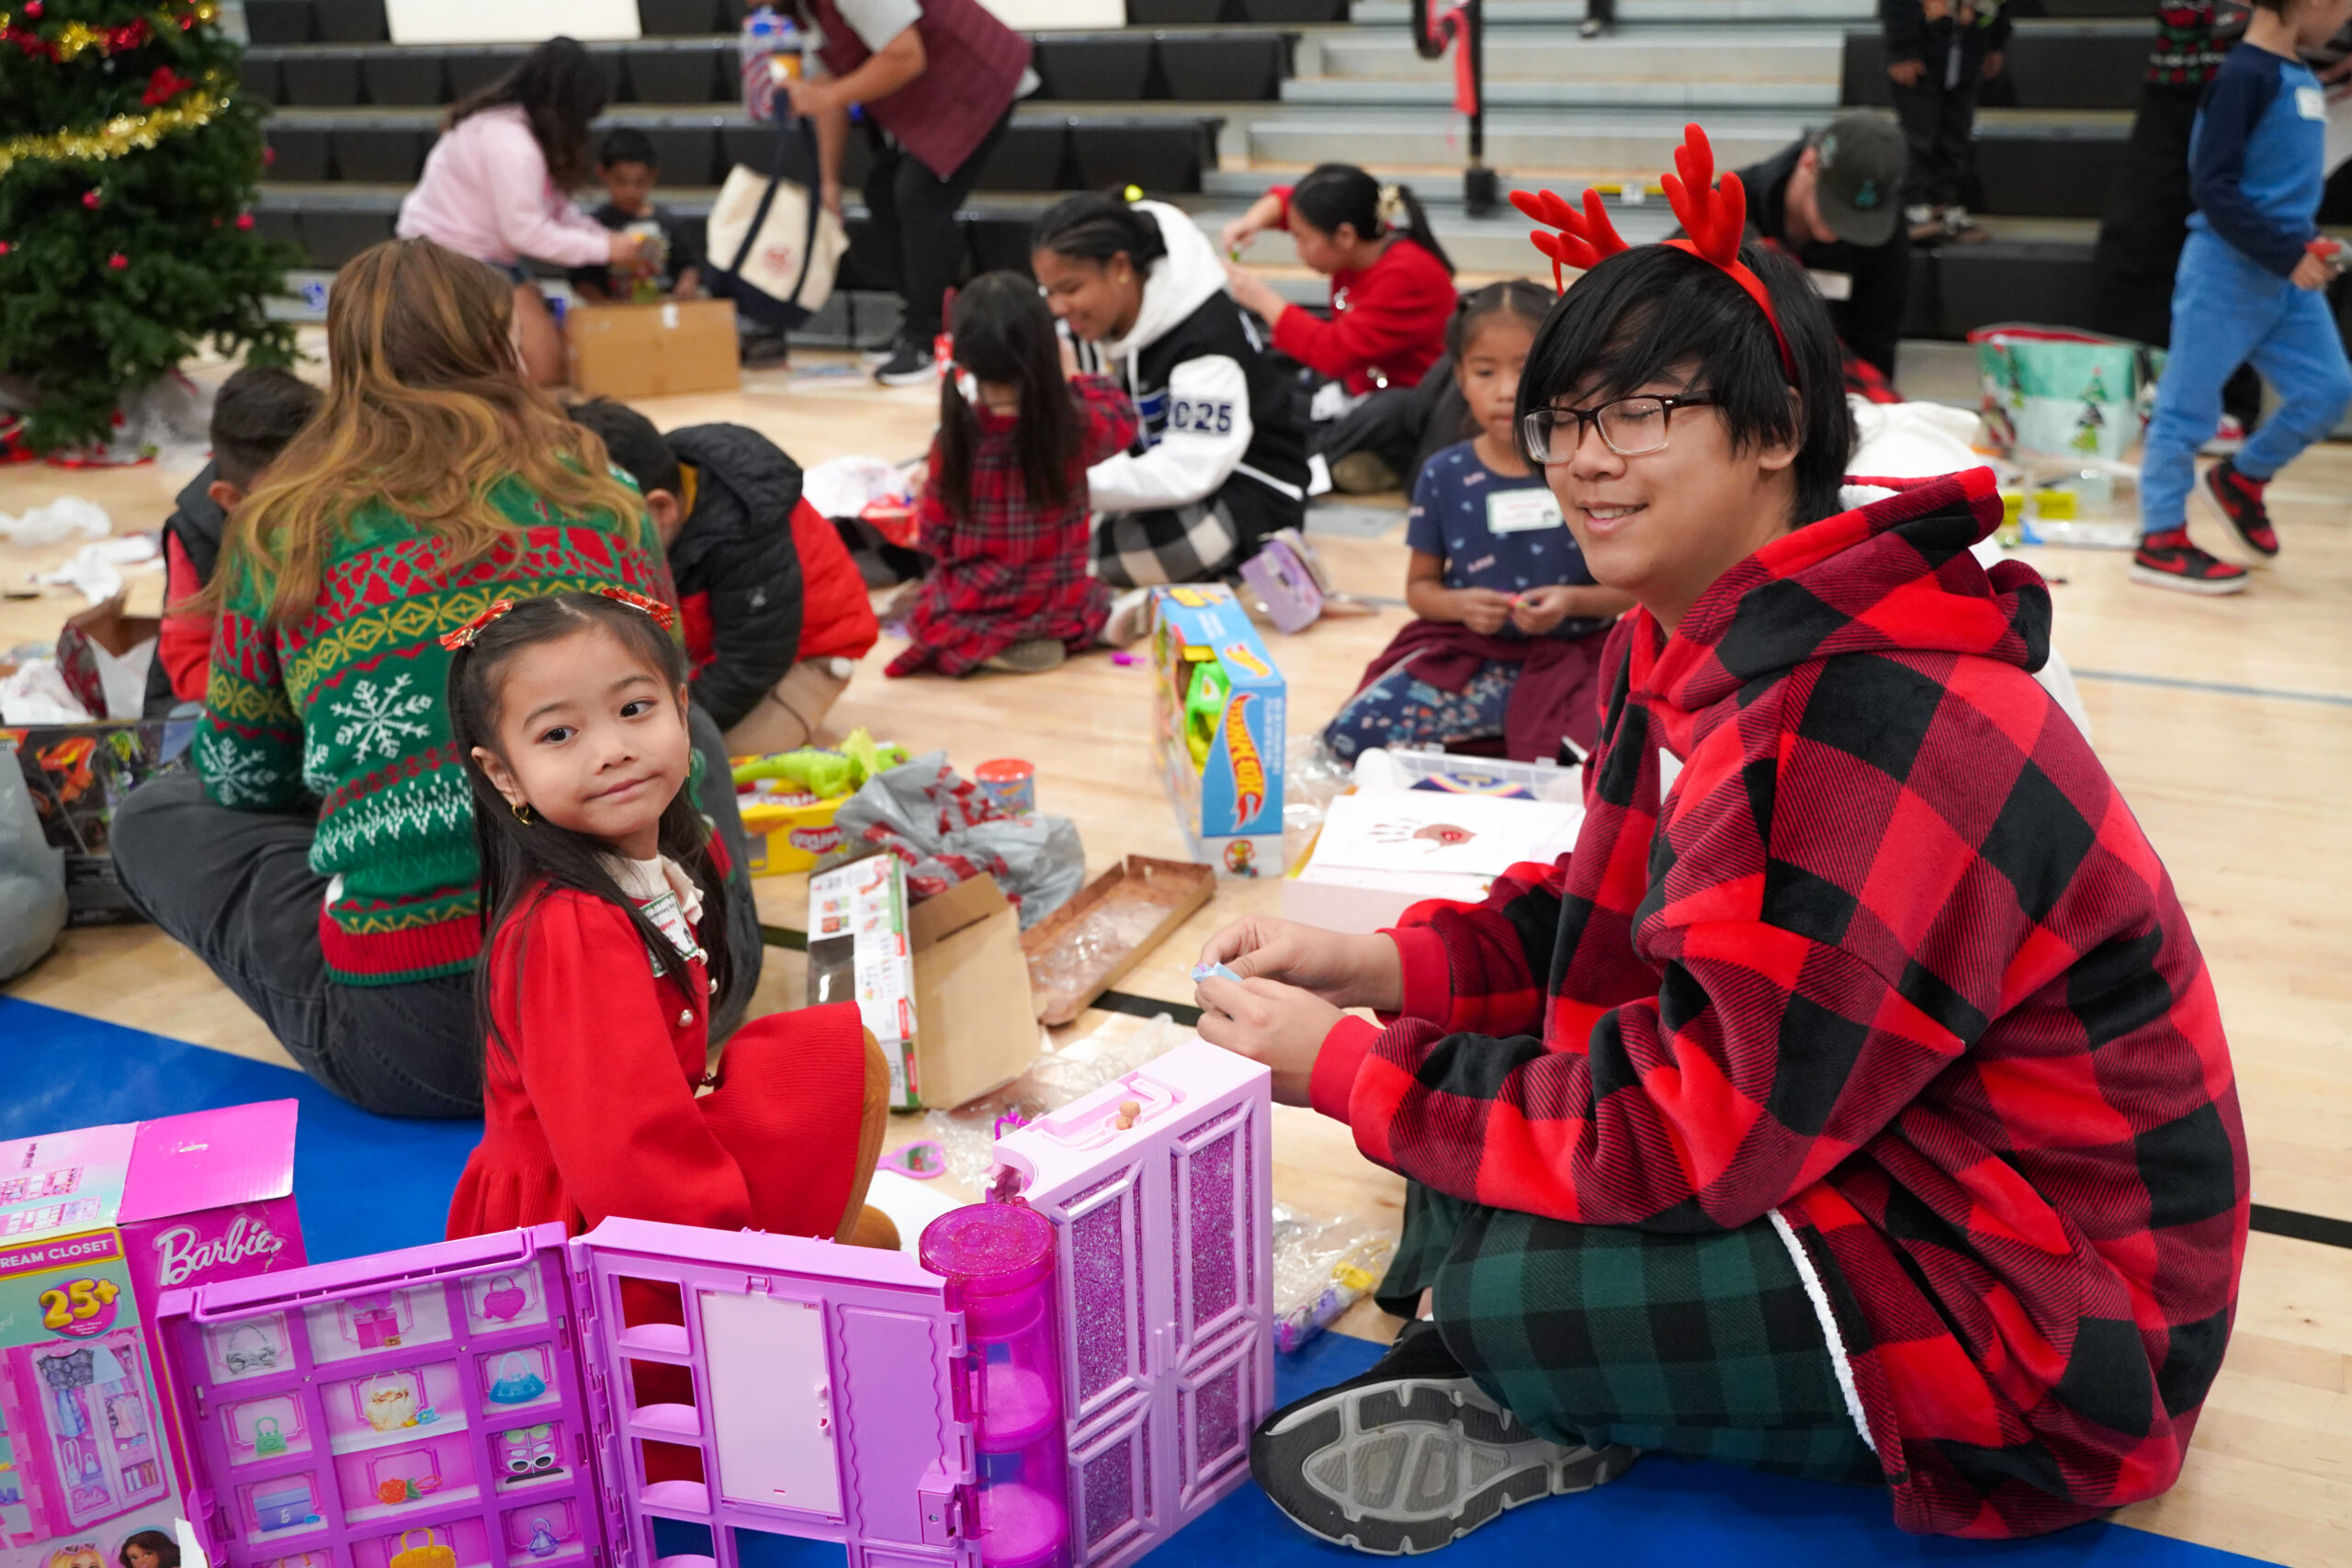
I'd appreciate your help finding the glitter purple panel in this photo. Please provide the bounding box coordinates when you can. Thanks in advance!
[1187,1133,1238,1326]
[1195,1365,1240,1466]
[1081,1438,1134,1546]
[1071,1200,1132,1402]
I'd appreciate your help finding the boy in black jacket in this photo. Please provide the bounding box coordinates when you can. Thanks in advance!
[569,401,820,750]
[1883,0,2011,243]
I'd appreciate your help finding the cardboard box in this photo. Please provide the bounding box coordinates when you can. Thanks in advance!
[0,1102,305,1568]
[738,790,851,875]
[565,297,740,400]
[806,857,1035,1110]
[2,723,173,924]
[1283,789,1583,933]
[1149,583,1285,876]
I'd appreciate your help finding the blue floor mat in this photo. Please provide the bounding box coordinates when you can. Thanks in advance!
[0,997,2274,1568]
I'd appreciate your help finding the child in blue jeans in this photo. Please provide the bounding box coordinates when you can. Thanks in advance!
[2132,0,2352,593]
[1324,282,1631,761]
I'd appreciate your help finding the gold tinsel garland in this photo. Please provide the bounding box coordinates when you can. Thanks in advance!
[0,3,219,61]
[0,77,230,179]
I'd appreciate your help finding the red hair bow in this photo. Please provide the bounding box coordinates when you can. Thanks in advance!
[439,598,516,651]
[595,584,676,631]
[1510,123,1796,380]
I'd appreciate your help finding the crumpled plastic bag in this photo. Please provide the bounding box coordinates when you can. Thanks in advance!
[0,748,68,980]
[0,496,112,547]
[803,454,920,547]
[820,750,1083,929]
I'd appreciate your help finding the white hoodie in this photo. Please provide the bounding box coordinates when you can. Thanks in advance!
[1083,201,1265,513]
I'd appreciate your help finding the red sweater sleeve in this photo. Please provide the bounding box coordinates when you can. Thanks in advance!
[1070,371,1141,466]
[508,892,754,1234]
[1270,240,1456,392]
[158,532,214,703]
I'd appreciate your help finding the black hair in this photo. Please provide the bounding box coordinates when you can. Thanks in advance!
[1446,278,1551,358]
[447,37,608,190]
[1287,164,1454,276]
[1029,192,1170,271]
[598,126,657,171]
[118,1532,178,1568]
[209,366,322,491]
[446,591,731,1060]
[569,398,683,502]
[938,272,1080,517]
[1516,243,1852,525]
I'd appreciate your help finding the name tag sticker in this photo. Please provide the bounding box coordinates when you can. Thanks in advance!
[1487,488,1565,534]
[1808,269,1855,301]
[2298,85,2327,120]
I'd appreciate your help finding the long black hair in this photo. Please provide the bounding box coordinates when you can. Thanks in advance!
[446,591,731,1059]
[938,272,1082,517]
[447,37,608,190]
[1287,164,1454,276]
[1516,243,1852,525]
[1030,192,1170,271]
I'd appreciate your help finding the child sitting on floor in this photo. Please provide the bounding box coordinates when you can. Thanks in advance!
[565,127,702,303]
[888,271,1143,677]
[570,400,878,755]
[141,367,322,718]
[1322,281,1632,762]
[442,588,891,1245]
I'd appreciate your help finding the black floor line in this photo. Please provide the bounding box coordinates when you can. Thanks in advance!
[757,928,2350,1250]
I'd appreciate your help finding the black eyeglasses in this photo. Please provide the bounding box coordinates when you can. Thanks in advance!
[1521,393,1715,463]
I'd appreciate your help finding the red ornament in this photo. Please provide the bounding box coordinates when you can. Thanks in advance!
[108,253,129,269]
[25,2,43,17]
[0,242,10,255]
[83,188,101,209]
[141,65,191,105]
[262,145,275,165]
[236,212,254,230]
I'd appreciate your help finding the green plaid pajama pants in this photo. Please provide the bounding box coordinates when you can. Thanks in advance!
[1379,1183,1883,1485]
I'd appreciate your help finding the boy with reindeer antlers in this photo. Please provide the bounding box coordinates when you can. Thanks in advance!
[1195,127,2245,1547]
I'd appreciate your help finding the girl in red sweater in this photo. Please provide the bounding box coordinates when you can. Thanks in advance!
[440,587,890,1247]
[1222,164,1459,401]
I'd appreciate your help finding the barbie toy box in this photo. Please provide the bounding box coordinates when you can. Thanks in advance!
[0,1102,305,1568]
[1148,586,1284,878]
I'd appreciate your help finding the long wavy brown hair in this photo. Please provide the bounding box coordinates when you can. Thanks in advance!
[216,237,645,624]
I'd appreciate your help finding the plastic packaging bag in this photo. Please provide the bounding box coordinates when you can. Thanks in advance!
[1272,1204,1396,1355]
[823,750,1083,929]
[0,745,68,980]
[0,495,111,546]
[920,1011,1186,1190]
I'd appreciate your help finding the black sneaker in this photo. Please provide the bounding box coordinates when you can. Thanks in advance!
[1250,1319,1636,1555]
[2130,526,2250,594]
[875,342,935,387]
[2197,457,2278,558]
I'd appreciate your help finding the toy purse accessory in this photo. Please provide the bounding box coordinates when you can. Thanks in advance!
[486,1352,547,1405]
[360,1371,422,1432]
[480,1275,528,1322]
[389,1529,454,1568]
[526,1520,560,1559]
[223,1324,277,1373]
[254,1416,288,1458]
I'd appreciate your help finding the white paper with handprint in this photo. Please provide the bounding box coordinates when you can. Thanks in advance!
[1308,790,1581,878]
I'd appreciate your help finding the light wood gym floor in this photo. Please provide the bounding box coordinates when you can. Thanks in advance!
[5,344,2348,1567]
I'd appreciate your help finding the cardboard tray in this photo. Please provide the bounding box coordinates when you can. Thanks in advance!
[1022,854,1216,1025]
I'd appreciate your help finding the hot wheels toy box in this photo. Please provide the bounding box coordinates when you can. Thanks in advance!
[0,1102,305,1568]
[1148,585,1284,877]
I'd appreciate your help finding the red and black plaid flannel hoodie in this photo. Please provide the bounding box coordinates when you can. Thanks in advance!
[888,372,1139,677]
[1312,468,2248,1538]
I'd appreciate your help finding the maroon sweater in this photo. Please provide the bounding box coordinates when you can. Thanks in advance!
[1314,469,2247,1537]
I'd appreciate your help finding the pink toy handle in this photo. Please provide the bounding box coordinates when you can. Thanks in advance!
[183,1229,547,1324]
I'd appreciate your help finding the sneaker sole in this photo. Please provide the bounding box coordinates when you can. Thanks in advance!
[1252,1375,1635,1555]
[2193,474,2279,559]
[2128,563,2250,595]
[876,369,936,388]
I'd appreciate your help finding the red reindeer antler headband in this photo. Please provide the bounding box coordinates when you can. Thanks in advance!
[1510,123,1796,380]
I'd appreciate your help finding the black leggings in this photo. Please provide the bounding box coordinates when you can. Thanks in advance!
[860,110,1012,344]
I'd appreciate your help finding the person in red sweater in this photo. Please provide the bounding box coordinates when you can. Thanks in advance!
[441,588,891,1247]
[1195,150,2245,1546]
[1222,164,1458,490]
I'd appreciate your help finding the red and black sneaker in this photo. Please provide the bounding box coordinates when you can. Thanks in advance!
[2131,526,2250,594]
[2197,457,2279,558]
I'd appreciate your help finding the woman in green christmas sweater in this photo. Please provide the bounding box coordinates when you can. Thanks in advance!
[111,238,762,1116]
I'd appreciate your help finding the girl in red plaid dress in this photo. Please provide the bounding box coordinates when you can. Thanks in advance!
[888,273,1142,677]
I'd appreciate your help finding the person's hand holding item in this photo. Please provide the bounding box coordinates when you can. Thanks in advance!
[784,75,843,121]
[1197,915,1402,1011]
[1219,191,1286,256]
[1509,583,1577,636]
[605,229,649,267]
[1193,975,1339,1107]
[2291,247,2336,290]
[1887,58,1927,86]
[1220,258,1288,324]
[1454,586,1514,635]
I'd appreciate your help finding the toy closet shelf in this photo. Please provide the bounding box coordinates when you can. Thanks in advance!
[639,1478,710,1516]
[616,1323,690,1358]
[328,1409,472,1454]
[343,1481,483,1523]
[627,1401,701,1439]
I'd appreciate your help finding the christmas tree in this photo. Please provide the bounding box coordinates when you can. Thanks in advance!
[0,0,300,454]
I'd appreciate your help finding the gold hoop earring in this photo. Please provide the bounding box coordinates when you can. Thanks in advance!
[512,801,533,824]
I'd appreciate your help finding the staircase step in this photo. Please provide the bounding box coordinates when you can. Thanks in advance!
[1280,76,1838,109]
[1350,0,1873,25]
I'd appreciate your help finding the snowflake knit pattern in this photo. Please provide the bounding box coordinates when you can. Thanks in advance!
[197,479,667,987]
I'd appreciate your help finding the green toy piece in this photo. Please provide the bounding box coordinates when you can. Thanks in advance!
[1182,662,1229,770]
[730,727,909,797]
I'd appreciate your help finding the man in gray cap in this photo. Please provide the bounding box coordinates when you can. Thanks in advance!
[1735,112,1913,383]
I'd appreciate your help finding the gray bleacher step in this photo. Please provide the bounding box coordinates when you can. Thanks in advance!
[1302,29,1841,83]
[1280,76,1838,108]
[1238,106,1809,169]
[1350,0,1871,25]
